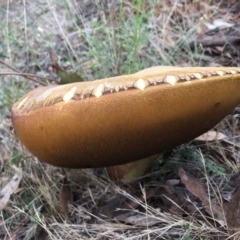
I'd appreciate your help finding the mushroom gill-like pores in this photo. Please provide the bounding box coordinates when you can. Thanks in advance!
[11,67,240,182]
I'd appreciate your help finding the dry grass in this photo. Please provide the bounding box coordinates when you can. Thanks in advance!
[1,0,240,239]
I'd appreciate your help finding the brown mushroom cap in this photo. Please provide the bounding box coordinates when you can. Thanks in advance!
[11,67,240,168]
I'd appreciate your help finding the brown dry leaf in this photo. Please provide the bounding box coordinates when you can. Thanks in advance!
[179,168,225,225]
[230,171,240,187]
[215,46,224,52]
[179,168,206,199]
[37,228,49,240]
[0,166,22,210]
[112,187,161,226]
[116,211,161,227]
[157,184,185,216]
[195,130,227,141]
[60,175,73,219]
[227,187,240,235]
[0,142,10,165]
[93,194,127,218]
[48,48,84,84]
[48,48,59,66]
[160,179,209,217]
[94,186,159,226]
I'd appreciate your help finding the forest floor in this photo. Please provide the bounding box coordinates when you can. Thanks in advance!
[1,0,240,239]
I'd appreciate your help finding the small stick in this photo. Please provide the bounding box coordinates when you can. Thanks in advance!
[0,72,59,85]
[0,60,59,85]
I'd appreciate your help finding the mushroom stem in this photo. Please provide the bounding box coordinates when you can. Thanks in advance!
[106,155,157,183]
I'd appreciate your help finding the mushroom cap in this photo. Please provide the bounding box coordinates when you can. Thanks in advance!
[11,67,240,168]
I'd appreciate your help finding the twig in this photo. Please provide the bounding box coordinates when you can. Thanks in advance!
[0,59,19,72]
[0,72,59,86]
[0,59,59,85]
[189,37,240,49]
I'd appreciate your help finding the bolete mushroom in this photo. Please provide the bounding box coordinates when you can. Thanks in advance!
[11,66,240,182]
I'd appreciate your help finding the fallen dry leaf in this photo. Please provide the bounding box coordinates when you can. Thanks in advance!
[227,187,240,235]
[206,19,234,30]
[60,175,73,219]
[179,168,225,225]
[37,228,49,240]
[0,142,11,169]
[116,211,161,226]
[157,184,185,216]
[195,130,227,141]
[48,48,84,84]
[0,166,22,210]
[94,186,159,226]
